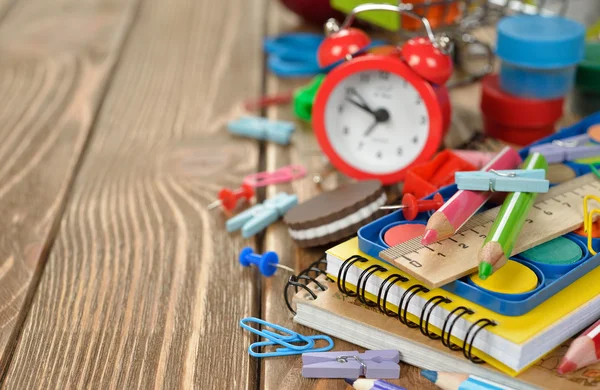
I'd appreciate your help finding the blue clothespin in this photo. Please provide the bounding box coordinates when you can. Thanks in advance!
[228,116,295,145]
[530,134,600,163]
[226,192,298,238]
[240,317,334,358]
[455,169,549,193]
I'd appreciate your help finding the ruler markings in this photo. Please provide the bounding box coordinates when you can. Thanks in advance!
[379,173,600,287]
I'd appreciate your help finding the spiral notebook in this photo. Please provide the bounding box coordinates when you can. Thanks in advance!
[292,278,600,390]
[311,237,600,376]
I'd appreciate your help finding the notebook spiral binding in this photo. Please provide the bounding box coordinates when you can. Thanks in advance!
[285,253,497,364]
[284,255,330,315]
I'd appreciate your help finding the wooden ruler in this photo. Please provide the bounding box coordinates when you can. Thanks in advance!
[380,173,600,288]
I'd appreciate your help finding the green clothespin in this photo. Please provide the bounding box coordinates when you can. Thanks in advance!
[293,74,325,122]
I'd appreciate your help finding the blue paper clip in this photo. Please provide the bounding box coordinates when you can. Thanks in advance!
[455,169,549,193]
[240,317,334,358]
[226,192,298,238]
[228,116,295,145]
[249,335,334,358]
[240,317,313,350]
[529,134,600,163]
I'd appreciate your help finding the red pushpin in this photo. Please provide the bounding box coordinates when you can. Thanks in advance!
[207,183,254,212]
[380,193,444,221]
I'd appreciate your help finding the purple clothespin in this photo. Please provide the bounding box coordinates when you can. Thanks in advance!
[302,350,400,379]
[530,134,600,163]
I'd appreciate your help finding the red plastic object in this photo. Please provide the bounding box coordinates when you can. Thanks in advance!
[317,28,371,67]
[210,183,254,212]
[403,150,478,198]
[243,91,294,111]
[481,74,565,146]
[399,193,444,220]
[402,37,453,85]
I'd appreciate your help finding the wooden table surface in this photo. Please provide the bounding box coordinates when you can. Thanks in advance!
[0,0,579,389]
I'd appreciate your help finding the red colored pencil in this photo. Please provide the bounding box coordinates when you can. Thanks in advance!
[558,319,600,374]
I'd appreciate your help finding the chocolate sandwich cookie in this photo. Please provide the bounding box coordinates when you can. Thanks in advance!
[284,180,386,248]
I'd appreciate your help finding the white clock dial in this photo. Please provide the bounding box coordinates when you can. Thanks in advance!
[324,70,430,175]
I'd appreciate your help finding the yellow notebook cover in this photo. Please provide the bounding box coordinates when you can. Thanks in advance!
[327,237,600,376]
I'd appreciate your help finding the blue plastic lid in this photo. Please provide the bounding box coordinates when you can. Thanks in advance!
[497,15,585,69]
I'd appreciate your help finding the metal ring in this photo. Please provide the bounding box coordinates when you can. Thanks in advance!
[441,306,474,350]
[337,255,368,296]
[419,295,452,339]
[357,265,388,306]
[463,318,497,363]
[284,275,318,315]
[337,4,439,47]
[297,274,327,292]
[377,274,409,316]
[398,284,430,328]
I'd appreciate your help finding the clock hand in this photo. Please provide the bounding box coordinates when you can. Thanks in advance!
[363,121,378,137]
[363,109,390,137]
[346,88,375,114]
[346,97,376,115]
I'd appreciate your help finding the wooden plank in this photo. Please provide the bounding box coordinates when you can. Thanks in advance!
[2,0,266,388]
[0,0,18,21]
[0,0,139,377]
[260,3,435,389]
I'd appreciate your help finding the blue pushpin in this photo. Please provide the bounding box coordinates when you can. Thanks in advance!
[239,247,295,277]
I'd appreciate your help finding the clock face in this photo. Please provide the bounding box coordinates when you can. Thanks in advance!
[323,69,430,175]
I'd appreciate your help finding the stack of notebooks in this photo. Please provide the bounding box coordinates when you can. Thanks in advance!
[292,237,600,390]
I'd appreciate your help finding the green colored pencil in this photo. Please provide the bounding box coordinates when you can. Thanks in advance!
[478,153,548,279]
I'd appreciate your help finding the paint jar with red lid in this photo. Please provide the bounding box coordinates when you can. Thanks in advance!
[480,74,564,146]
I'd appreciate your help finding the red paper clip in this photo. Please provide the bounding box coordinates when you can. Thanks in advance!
[243,165,307,187]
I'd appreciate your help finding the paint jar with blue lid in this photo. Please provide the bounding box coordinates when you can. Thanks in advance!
[497,15,585,100]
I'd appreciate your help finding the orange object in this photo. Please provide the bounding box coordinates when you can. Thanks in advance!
[384,223,426,246]
[588,124,600,143]
[403,150,478,199]
[574,220,600,238]
[401,0,461,30]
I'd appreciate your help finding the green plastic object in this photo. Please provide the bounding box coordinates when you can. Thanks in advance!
[521,236,583,265]
[293,74,325,122]
[575,41,600,94]
[330,0,399,31]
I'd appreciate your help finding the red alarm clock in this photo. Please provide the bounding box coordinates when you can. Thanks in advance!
[313,4,452,185]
